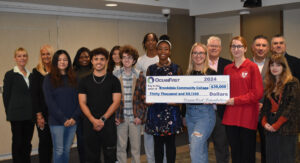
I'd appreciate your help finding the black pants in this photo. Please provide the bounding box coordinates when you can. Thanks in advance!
[225,125,256,163]
[257,121,266,163]
[10,120,34,163]
[154,134,176,163]
[208,112,230,163]
[83,117,117,163]
[36,123,52,163]
[76,116,85,163]
[265,133,298,163]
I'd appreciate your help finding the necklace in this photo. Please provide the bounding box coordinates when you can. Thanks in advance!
[92,73,106,84]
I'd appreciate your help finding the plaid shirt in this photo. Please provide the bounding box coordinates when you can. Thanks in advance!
[113,68,147,123]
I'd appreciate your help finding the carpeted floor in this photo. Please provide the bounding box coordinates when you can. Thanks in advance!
[0,131,263,163]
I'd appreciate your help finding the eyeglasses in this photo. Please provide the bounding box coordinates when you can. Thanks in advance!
[192,51,206,56]
[122,56,134,60]
[231,45,244,49]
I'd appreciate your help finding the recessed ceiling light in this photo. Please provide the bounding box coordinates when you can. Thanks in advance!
[106,3,118,7]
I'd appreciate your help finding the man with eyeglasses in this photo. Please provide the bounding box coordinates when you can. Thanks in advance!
[271,34,300,80]
[206,36,231,163]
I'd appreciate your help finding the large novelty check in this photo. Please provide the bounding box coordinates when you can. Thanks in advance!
[146,75,230,103]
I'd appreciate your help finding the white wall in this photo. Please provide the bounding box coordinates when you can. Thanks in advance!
[284,8,300,58]
[0,11,166,157]
[189,0,300,16]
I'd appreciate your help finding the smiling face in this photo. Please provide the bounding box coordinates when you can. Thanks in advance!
[157,42,170,61]
[112,49,121,65]
[121,53,134,69]
[207,39,221,59]
[192,45,206,66]
[92,54,107,72]
[252,38,269,60]
[231,39,247,59]
[57,53,68,73]
[40,48,51,65]
[271,37,286,55]
[78,51,90,67]
[270,62,283,77]
[15,50,28,68]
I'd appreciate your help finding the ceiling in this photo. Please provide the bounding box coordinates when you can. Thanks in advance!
[1,0,300,18]
[0,0,189,15]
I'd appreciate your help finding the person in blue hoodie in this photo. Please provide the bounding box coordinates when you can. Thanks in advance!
[43,49,81,163]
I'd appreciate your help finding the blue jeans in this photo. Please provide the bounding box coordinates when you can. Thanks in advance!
[186,104,216,163]
[50,125,77,163]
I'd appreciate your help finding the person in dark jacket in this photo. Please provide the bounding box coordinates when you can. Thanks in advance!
[72,47,92,163]
[31,44,54,163]
[261,54,300,163]
[43,49,81,163]
[3,47,34,163]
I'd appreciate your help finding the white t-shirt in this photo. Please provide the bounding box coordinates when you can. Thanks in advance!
[135,54,160,77]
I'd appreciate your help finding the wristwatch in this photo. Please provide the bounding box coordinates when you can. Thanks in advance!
[100,116,107,123]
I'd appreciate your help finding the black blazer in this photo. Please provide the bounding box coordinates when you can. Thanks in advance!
[216,57,232,119]
[31,68,49,121]
[285,53,300,81]
[2,69,33,121]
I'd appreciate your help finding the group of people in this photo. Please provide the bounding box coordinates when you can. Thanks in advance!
[2,32,300,163]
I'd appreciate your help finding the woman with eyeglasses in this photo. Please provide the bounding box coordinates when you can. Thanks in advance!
[184,43,216,163]
[222,36,264,163]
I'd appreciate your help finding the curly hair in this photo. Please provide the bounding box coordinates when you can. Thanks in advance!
[119,45,139,66]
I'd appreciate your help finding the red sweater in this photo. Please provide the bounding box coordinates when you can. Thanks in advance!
[222,59,264,130]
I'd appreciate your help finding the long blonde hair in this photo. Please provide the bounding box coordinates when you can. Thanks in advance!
[265,54,293,98]
[186,43,210,75]
[36,44,54,76]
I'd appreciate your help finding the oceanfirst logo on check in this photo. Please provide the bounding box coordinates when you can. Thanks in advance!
[147,77,180,84]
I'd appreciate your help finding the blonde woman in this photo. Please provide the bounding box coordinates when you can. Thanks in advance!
[3,47,34,163]
[261,54,300,163]
[185,43,216,163]
[31,45,54,163]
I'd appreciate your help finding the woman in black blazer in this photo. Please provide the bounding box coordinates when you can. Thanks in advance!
[31,45,54,163]
[2,47,34,163]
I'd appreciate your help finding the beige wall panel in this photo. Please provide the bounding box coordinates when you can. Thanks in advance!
[195,16,240,60]
[284,9,300,58]
[0,12,58,155]
[57,16,119,58]
[0,11,167,158]
[167,15,195,73]
[118,20,167,56]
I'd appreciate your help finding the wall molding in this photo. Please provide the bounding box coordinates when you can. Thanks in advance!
[0,1,167,22]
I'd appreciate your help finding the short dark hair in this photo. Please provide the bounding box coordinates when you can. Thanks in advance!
[142,33,158,50]
[273,34,284,38]
[90,47,109,60]
[120,45,139,66]
[253,35,268,42]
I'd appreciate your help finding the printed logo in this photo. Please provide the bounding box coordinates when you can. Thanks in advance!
[241,71,248,78]
[148,77,154,83]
